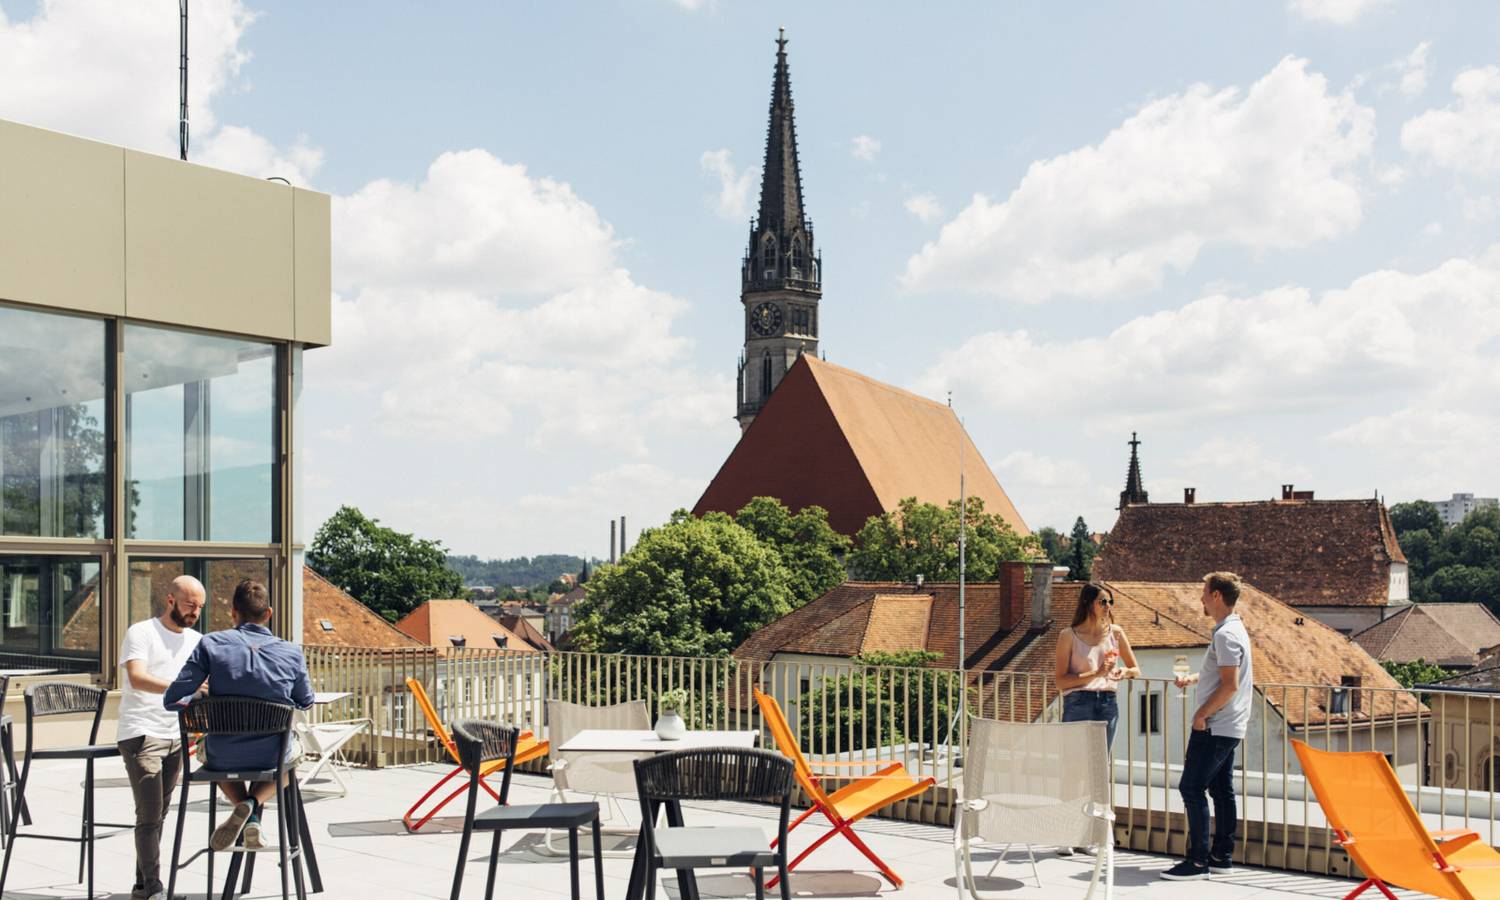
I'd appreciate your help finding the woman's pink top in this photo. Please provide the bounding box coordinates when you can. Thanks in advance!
[1061,626,1119,695]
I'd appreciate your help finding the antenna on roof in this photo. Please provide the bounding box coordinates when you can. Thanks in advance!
[958,415,966,672]
[179,0,189,161]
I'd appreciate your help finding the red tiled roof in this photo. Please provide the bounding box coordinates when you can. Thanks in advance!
[1095,498,1406,608]
[499,613,555,652]
[694,355,1027,537]
[395,599,536,654]
[302,569,425,649]
[1352,603,1500,668]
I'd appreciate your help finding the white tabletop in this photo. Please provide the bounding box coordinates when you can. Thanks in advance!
[0,668,57,678]
[313,691,352,704]
[560,729,758,753]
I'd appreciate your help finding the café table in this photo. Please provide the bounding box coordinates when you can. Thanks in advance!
[559,729,759,900]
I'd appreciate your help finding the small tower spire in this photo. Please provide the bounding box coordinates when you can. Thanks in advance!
[1119,432,1149,509]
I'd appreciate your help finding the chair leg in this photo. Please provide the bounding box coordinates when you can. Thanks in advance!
[286,783,308,900]
[484,829,503,900]
[838,822,905,888]
[0,722,23,828]
[78,760,89,883]
[643,861,657,900]
[1347,879,1401,900]
[84,759,95,897]
[277,788,292,900]
[450,820,473,900]
[208,786,217,900]
[777,848,790,900]
[753,867,765,900]
[166,775,190,900]
[592,818,605,900]
[0,760,29,896]
[569,826,581,900]
[292,778,322,893]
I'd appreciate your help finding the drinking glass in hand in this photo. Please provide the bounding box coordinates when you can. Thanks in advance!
[1173,655,1191,699]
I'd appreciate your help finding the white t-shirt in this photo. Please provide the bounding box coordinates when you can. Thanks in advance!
[117,617,202,741]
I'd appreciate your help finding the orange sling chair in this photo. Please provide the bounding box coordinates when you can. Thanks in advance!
[754,688,936,888]
[1292,739,1500,900]
[401,677,549,831]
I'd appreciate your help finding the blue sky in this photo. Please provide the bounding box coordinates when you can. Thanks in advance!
[4,0,1499,557]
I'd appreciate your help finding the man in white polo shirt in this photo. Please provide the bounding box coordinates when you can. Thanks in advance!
[1162,571,1254,882]
[117,575,205,900]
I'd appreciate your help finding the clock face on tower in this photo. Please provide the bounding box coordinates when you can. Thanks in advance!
[750,302,783,336]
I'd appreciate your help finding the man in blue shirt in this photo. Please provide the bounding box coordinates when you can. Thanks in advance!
[164,580,314,851]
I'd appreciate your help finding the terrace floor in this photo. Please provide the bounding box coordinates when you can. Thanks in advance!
[0,758,1421,900]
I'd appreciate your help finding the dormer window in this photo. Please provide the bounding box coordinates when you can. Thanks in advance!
[492,633,509,649]
[448,636,467,648]
[319,619,334,632]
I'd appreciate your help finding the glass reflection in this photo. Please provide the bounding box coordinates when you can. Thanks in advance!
[124,325,275,542]
[0,306,107,538]
[0,555,103,673]
[128,557,272,633]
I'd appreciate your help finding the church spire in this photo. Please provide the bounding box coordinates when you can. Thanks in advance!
[757,27,805,237]
[1119,432,1149,509]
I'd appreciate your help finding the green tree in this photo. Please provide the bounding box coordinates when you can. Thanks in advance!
[847,497,1037,582]
[1036,527,1066,564]
[308,505,465,622]
[569,511,794,657]
[1067,516,1094,581]
[733,497,850,607]
[798,651,966,751]
[1389,500,1445,536]
[1381,658,1452,690]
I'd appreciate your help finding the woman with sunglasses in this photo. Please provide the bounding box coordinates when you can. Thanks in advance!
[1052,581,1139,855]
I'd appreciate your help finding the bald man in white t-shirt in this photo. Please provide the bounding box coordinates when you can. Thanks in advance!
[117,576,205,900]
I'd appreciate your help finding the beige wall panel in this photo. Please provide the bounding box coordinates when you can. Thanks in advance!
[125,150,295,339]
[0,120,125,315]
[293,188,332,346]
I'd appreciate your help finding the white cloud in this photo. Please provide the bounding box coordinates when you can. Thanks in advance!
[904,192,944,224]
[0,0,319,183]
[1287,0,1392,26]
[916,252,1500,426]
[335,150,618,296]
[1395,41,1432,98]
[902,57,1373,303]
[1403,67,1500,175]
[699,148,756,221]
[1326,409,1500,500]
[851,134,881,162]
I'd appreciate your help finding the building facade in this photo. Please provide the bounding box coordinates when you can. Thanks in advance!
[1433,493,1499,528]
[736,30,821,432]
[0,117,330,686]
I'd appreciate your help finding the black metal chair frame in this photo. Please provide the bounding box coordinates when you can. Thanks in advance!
[165,696,320,900]
[449,718,605,900]
[0,682,118,899]
[629,747,794,900]
[0,675,32,849]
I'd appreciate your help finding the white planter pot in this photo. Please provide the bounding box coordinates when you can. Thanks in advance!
[655,711,686,741]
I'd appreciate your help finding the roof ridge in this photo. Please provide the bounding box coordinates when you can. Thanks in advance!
[1104,582,1215,641]
[804,355,953,412]
[1353,605,1410,656]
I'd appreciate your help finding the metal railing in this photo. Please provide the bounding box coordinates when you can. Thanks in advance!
[302,646,1500,878]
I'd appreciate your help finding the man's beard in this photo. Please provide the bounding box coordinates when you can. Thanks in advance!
[170,607,198,628]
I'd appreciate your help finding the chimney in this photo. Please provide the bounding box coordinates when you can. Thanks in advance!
[914,573,924,590]
[998,562,1026,630]
[1184,487,1196,504]
[620,515,628,554]
[610,520,617,564]
[1341,674,1363,713]
[1030,562,1054,630]
[1282,484,1294,500]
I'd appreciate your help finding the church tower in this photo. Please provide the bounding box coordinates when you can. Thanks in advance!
[736,28,821,433]
[1119,432,1150,509]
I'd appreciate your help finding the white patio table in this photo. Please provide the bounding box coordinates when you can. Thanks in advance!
[297,691,368,797]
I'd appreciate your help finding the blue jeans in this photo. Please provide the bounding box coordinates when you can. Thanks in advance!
[1180,729,1240,863]
[1062,690,1118,748]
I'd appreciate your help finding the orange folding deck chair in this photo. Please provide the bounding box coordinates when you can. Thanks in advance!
[1293,739,1500,900]
[401,677,549,831]
[754,688,935,888]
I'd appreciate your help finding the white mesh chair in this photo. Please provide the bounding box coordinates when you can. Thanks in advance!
[953,717,1113,900]
[544,698,650,856]
[295,711,372,798]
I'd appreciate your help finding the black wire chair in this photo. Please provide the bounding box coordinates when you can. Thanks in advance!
[631,747,794,900]
[449,718,604,900]
[0,674,31,849]
[165,696,314,900]
[0,682,118,899]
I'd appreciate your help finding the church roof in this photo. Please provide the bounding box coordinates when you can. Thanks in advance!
[1095,497,1407,608]
[694,355,1028,536]
[756,28,805,238]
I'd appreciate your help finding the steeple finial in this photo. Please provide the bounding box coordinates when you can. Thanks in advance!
[1119,431,1149,509]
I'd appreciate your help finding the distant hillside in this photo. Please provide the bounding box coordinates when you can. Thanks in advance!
[447,554,588,589]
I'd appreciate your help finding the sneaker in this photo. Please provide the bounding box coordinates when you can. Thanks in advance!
[241,816,265,850]
[1055,846,1074,857]
[210,800,255,852]
[1208,855,1233,874]
[1160,860,1211,881]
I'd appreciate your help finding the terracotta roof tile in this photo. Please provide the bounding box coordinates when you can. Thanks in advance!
[302,569,425,649]
[499,614,556,653]
[859,595,933,654]
[1095,499,1406,607]
[1352,604,1500,668]
[694,356,1027,536]
[395,599,536,654]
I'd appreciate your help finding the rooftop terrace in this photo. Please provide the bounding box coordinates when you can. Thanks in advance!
[3,757,1425,900]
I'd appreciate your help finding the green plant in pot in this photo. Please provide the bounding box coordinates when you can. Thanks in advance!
[656,687,690,741]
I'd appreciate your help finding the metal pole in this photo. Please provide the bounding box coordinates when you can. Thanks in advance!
[179,0,189,160]
[958,416,966,670]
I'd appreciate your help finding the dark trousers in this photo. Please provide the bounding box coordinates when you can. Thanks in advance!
[1062,691,1118,748]
[118,736,183,898]
[1179,729,1239,864]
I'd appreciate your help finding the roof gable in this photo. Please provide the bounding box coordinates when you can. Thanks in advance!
[1353,603,1500,667]
[395,599,535,653]
[1096,499,1404,607]
[302,569,425,649]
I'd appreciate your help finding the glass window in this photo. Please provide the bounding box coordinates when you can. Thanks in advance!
[124,325,276,542]
[128,557,272,633]
[0,555,102,673]
[0,306,107,538]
